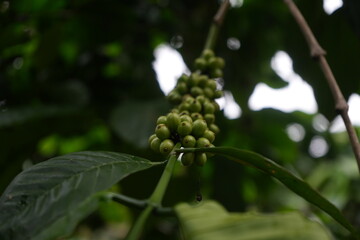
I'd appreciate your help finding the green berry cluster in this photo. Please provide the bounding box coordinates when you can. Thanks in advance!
[149,49,224,167]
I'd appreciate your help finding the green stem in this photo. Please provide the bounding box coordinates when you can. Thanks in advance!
[126,204,154,240]
[126,143,181,240]
[204,0,230,51]
[204,25,219,51]
[149,143,181,204]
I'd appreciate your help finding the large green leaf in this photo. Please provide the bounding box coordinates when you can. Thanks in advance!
[175,200,332,240]
[178,147,358,236]
[0,151,162,240]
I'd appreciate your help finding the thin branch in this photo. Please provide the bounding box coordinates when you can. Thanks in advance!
[204,0,231,50]
[108,192,174,216]
[108,192,147,210]
[284,0,360,173]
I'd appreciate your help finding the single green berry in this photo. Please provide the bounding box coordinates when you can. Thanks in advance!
[184,95,195,104]
[177,121,193,136]
[181,152,195,166]
[212,101,220,112]
[178,74,189,83]
[157,116,167,125]
[209,57,225,69]
[191,113,203,121]
[182,135,196,147]
[195,153,207,166]
[214,90,223,99]
[155,124,171,140]
[167,112,181,131]
[150,137,161,153]
[204,113,215,124]
[209,123,220,134]
[160,139,175,155]
[196,95,206,104]
[215,57,225,68]
[180,110,190,116]
[167,90,182,104]
[192,119,207,137]
[202,49,214,60]
[189,100,202,113]
[171,108,180,113]
[148,134,157,145]
[203,130,215,143]
[203,102,215,114]
[194,58,207,70]
[203,87,214,99]
[211,68,223,78]
[180,114,193,123]
[189,73,200,87]
[208,57,217,69]
[206,79,217,91]
[198,75,209,87]
[196,137,211,148]
[190,86,204,97]
[176,82,188,94]
[179,102,191,112]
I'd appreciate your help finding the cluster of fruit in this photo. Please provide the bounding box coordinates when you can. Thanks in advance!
[148,49,224,166]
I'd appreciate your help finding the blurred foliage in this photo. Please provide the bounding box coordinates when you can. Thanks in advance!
[0,0,359,239]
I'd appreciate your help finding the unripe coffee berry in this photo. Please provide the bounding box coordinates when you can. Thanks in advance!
[194,58,207,70]
[214,90,223,99]
[167,90,182,104]
[192,119,207,137]
[181,152,195,166]
[189,100,202,113]
[182,135,196,148]
[157,116,167,125]
[150,137,161,153]
[206,79,217,91]
[191,113,203,121]
[211,68,223,78]
[196,137,211,148]
[196,95,206,104]
[176,82,188,94]
[204,113,215,124]
[203,102,215,114]
[179,102,190,112]
[190,86,204,97]
[155,124,171,140]
[195,153,207,166]
[198,75,208,87]
[203,130,215,143]
[202,49,214,60]
[180,114,193,123]
[177,121,192,137]
[209,123,220,134]
[166,112,180,131]
[159,139,174,155]
[148,134,157,145]
[203,87,214,99]
[189,73,200,87]
[178,74,189,83]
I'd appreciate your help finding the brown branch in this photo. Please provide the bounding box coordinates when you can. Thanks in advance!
[214,0,231,26]
[204,0,231,50]
[284,0,360,173]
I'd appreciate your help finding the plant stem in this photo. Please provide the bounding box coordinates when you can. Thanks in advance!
[204,0,230,50]
[126,143,181,240]
[284,0,360,173]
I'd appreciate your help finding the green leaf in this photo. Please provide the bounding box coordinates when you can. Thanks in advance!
[33,192,103,240]
[175,200,332,240]
[0,151,163,240]
[177,147,358,236]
